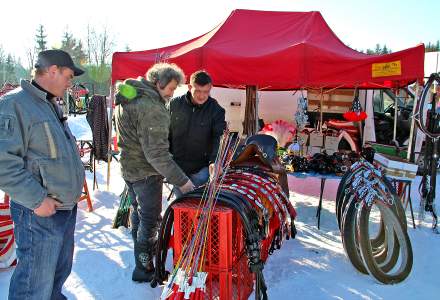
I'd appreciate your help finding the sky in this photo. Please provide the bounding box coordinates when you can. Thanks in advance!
[0,0,438,64]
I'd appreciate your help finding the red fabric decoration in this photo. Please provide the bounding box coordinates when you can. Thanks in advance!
[262,124,273,131]
[343,111,367,122]
[260,120,296,147]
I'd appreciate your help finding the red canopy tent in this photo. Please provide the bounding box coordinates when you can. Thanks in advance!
[111,9,425,89]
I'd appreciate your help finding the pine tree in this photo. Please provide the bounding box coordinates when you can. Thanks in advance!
[35,24,47,52]
[60,31,75,53]
[60,30,87,65]
[0,45,5,86]
[374,44,381,54]
[424,41,440,52]
[426,42,432,52]
[73,40,87,65]
[5,54,17,84]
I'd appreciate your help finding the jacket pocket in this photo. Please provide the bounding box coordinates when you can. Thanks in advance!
[0,114,15,139]
[29,159,44,186]
[30,121,58,159]
[38,158,75,207]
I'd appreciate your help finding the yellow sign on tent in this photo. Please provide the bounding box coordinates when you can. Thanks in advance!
[372,60,402,78]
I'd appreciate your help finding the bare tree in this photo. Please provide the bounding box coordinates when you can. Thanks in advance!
[86,24,92,64]
[26,47,36,75]
[87,24,115,66]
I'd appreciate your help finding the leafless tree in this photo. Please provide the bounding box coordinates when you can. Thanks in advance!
[86,24,92,64]
[26,47,36,76]
[87,24,115,66]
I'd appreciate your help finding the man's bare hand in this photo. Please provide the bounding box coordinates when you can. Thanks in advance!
[179,179,195,194]
[33,197,62,217]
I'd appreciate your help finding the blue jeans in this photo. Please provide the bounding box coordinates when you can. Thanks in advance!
[173,166,209,198]
[9,201,77,300]
[126,175,163,248]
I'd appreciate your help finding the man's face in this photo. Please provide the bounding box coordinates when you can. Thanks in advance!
[50,66,74,97]
[189,82,211,105]
[157,79,178,101]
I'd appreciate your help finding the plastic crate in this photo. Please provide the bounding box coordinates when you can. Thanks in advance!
[203,253,254,300]
[172,199,245,270]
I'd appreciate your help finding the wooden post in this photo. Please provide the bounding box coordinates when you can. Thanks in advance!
[243,85,258,137]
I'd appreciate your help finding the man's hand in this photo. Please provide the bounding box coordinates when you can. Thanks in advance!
[33,197,62,217]
[179,179,195,194]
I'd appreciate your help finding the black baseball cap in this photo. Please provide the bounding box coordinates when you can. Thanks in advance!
[35,49,84,76]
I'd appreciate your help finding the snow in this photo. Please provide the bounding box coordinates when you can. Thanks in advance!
[1,115,439,299]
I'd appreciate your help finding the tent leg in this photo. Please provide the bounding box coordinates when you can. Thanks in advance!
[393,88,399,143]
[407,83,419,162]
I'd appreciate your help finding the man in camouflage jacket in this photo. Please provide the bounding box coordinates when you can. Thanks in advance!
[114,63,194,283]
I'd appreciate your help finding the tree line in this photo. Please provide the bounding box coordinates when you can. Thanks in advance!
[357,43,392,55]
[1,24,117,95]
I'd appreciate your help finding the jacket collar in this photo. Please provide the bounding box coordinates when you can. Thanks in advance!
[31,80,56,100]
[20,79,50,103]
[185,91,211,109]
[139,77,166,104]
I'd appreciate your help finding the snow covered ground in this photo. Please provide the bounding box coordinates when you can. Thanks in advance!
[1,115,439,299]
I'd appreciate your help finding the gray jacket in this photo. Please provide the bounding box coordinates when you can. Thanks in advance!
[0,80,85,210]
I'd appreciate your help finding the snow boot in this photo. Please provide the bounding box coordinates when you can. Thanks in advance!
[132,243,155,283]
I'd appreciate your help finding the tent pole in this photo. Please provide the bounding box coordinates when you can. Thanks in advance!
[319,88,324,133]
[393,88,399,143]
[107,84,115,191]
[255,89,259,131]
[407,83,420,162]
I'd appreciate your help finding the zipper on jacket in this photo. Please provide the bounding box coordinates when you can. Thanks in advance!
[46,101,71,140]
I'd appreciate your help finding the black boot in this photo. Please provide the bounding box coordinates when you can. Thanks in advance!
[132,243,155,283]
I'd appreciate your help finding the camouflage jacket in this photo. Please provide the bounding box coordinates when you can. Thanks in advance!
[114,77,189,186]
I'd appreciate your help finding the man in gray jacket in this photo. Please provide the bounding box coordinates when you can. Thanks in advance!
[0,50,85,300]
[114,63,194,283]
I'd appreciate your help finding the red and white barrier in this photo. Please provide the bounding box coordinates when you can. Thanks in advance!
[0,203,16,268]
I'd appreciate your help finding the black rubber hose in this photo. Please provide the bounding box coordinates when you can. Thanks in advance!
[357,199,413,284]
[339,167,408,276]
[415,73,440,138]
